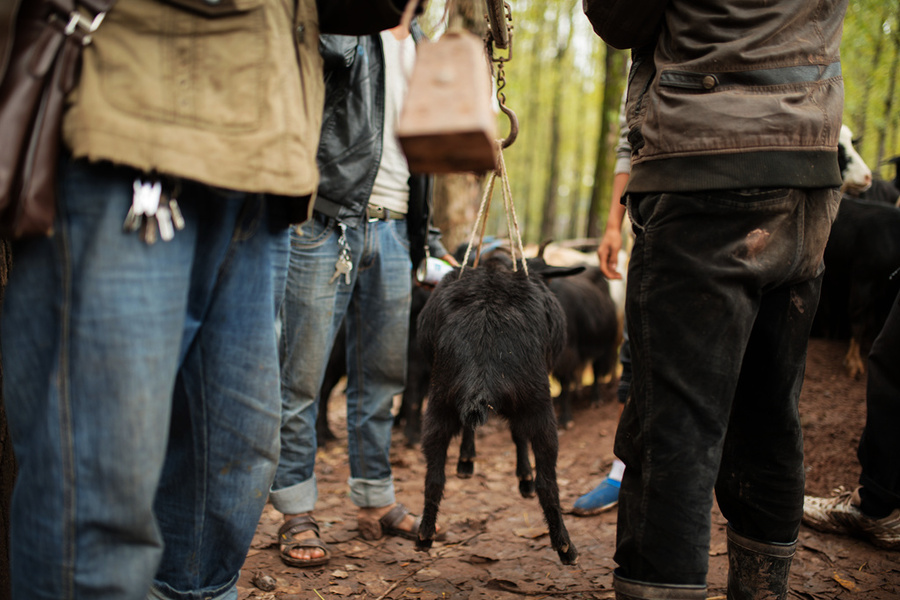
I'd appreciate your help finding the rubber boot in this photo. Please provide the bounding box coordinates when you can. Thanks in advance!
[726,527,796,600]
[613,573,707,600]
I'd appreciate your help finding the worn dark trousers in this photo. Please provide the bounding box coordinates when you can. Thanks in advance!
[614,188,841,586]
[857,288,900,515]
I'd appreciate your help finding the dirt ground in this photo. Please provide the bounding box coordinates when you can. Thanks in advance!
[238,338,900,599]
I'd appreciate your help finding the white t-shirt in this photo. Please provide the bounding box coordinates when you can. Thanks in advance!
[369,30,416,215]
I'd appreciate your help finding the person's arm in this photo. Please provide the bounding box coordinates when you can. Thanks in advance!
[319,0,425,36]
[597,173,629,279]
[582,0,668,49]
[597,87,632,279]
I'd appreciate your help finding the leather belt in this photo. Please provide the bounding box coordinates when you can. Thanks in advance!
[366,205,406,220]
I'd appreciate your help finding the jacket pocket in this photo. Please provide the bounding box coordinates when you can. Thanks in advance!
[99,2,267,132]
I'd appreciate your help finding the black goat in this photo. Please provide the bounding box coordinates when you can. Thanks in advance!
[548,265,620,428]
[415,253,579,565]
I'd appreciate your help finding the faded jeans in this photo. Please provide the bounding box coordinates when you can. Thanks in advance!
[270,212,411,514]
[2,158,289,600]
[614,188,841,586]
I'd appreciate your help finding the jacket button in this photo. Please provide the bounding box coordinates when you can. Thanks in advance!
[702,75,717,89]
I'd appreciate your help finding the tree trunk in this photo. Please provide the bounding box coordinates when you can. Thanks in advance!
[539,5,574,242]
[586,46,628,238]
[516,17,547,241]
[566,86,588,240]
[431,173,484,255]
[875,10,899,171]
[1,239,14,600]
[854,10,886,149]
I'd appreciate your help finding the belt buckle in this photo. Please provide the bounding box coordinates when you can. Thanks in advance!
[368,205,385,221]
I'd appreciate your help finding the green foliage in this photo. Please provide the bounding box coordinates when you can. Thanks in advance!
[419,1,900,242]
[842,0,900,178]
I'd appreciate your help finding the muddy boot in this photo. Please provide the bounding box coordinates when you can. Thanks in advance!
[726,527,796,600]
[613,574,706,600]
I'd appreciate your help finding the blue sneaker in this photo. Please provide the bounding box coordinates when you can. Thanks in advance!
[573,477,621,516]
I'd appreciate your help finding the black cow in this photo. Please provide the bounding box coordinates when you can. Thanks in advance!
[845,177,900,206]
[813,197,900,378]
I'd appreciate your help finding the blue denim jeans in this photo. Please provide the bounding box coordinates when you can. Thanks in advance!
[1,158,289,600]
[270,212,411,514]
[614,188,840,586]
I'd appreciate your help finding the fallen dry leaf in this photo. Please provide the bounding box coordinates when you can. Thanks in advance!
[832,571,856,591]
[513,526,548,539]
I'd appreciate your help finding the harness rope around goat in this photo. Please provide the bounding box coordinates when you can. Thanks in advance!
[459,144,529,277]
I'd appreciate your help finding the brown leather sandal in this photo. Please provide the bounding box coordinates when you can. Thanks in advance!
[358,503,446,541]
[278,514,331,568]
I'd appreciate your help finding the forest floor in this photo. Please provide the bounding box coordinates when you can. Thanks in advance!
[237,338,900,600]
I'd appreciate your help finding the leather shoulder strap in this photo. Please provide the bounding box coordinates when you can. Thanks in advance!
[80,0,117,12]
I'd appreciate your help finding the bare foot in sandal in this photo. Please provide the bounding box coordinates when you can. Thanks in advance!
[278,513,331,567]
[357,503,444,541]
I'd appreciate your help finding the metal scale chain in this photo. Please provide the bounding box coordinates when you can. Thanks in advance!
[486,1,518,149]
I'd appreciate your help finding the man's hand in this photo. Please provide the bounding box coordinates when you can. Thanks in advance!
[597,228,623,280]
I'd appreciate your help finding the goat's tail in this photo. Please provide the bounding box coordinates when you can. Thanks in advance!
[460,393,492,429]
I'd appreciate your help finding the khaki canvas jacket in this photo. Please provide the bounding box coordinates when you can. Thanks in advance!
[62,0,409,210]
[585,0,848,193]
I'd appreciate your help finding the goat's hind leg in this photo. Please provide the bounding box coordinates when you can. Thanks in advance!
[456,425,476,478]
[520,412,578,565]
[417,402,459,551]
[510,427,535,497]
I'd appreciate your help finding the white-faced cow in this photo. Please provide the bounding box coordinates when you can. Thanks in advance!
[838,125,873,196]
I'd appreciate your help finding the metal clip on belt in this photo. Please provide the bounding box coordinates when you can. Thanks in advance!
[366,205,406,221]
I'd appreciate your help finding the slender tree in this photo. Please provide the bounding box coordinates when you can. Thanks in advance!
[875,7,900,169]
[586,46,627,238]
[566,79,589,240]
[515,6,548,240]
[539,2,575,242]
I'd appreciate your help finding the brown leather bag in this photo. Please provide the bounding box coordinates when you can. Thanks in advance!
[0,0,114,239]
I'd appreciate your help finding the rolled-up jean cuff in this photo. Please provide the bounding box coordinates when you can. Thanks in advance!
[269,475,318,515]
[613,572,707,599]
[348,476,395,508]
[148,578,237,600]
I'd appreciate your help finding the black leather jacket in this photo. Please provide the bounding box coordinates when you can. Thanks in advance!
[313,27,447,269]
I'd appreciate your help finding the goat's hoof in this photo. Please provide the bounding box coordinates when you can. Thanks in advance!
[456,459,475,479]
[415,537,433,552]
[519,478,535,498]
[557,543,579,565]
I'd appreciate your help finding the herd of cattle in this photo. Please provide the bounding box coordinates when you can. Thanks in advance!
[314,124,899,450]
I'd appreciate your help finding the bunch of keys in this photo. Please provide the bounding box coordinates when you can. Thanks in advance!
[329,223,353,285]
[123,178,185,244]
